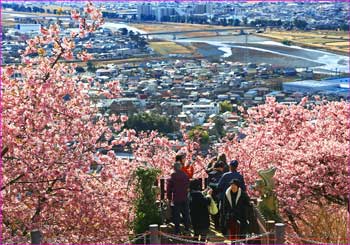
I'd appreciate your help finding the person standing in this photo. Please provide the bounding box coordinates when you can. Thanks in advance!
[206,156,217,174]
[217,160,246,194]
[176,153,194,179]
[208,161,225,229]
[167,162,190,235]
[188,179,211,243]
[217,153,229,173]
[206,153,229,174]
[221,179,250,241]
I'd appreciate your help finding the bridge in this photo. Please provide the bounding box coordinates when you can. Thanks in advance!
[140,26,266,40]
[140,27,260,36]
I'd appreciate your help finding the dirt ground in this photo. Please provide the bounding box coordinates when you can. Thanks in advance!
[255,30,349,54]
[149,41,195,55]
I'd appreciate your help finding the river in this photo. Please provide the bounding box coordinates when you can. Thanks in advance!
[104,22,349,73]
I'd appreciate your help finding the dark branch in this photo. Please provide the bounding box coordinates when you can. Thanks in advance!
[1,173,26,191]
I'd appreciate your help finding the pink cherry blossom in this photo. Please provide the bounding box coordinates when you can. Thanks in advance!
[70,10,80,20]
[120,115,128,122]
[2,3,205,243]
[5,66,14,77]
[218,97,349,239]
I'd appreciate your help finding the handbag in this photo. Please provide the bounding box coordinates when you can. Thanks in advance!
[208,195,218,215]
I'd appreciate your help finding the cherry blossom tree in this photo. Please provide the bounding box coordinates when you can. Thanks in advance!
[219,97,349,241]
[131,130,206,179]
[1,3,199,243]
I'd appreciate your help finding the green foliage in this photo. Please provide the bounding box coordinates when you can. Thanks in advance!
[119,27,128,36]
[219,100,233,113]
[86,61,96,73]
[340,23,349,31]
[213,116,226,138]
[281,39,292,46]
[293,19,308,30]
[188,126,210,146]
[233,18,241,27]
[250,18,283,27]
[124,112,179,134]
[75,66,85,73]
[243,17,248,25]
[133,168,162,235]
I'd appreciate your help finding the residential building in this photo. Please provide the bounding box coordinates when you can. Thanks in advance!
[183,103,220,117]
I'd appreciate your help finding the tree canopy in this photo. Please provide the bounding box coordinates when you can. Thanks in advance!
[124,112,179,134]
[1,3,205,243]
[219,100,233,113]
[220,97,349,241]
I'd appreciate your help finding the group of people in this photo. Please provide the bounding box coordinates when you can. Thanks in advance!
[167,153,256,243]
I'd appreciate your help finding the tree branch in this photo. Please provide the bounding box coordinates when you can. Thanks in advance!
[2,146,9,156]
[31,178,60,222]
[1,173,26,191]
[16,178,64,184]
[285,208,302,237]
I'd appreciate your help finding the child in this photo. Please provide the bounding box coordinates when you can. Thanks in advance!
[188,179,211,243]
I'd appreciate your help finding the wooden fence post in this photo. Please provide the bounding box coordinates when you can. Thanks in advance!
[275,223,285,244]
[149,224,160,244]
[160,224,167,244]
[266,220,275,244]
[31,230,42,244]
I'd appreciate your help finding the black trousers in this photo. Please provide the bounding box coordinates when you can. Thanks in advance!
[172,201,190,234]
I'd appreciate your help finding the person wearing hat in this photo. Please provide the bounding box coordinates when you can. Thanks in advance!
[167,162,191,235]
[217,160,246,195]
[220,178,250,241]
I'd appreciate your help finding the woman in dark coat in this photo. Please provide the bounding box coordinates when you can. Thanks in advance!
[220,178,250,241]
[188,179,211,243]
[208,161,225,229]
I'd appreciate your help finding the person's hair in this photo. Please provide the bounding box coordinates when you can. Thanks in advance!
[230,164,237,171]
[176,154,185,162]
[229,160,238,171]
[189,179,202,191]
[173,162,182,171]
[217,153,227,164]
[229,178,240,187]
[214,161,224,169]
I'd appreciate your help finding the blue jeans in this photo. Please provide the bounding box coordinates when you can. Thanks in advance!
[173,200,190,234]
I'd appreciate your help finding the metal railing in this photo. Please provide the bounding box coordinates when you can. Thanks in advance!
[144,224,284,244]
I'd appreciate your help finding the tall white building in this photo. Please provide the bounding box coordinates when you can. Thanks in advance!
[207,3,214,15]
[137,3,152,20]
[234,7,242,19]
[156,7,175,22]
[193,4,207,14]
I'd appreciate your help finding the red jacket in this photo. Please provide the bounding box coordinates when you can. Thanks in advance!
[182,165,194,179]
